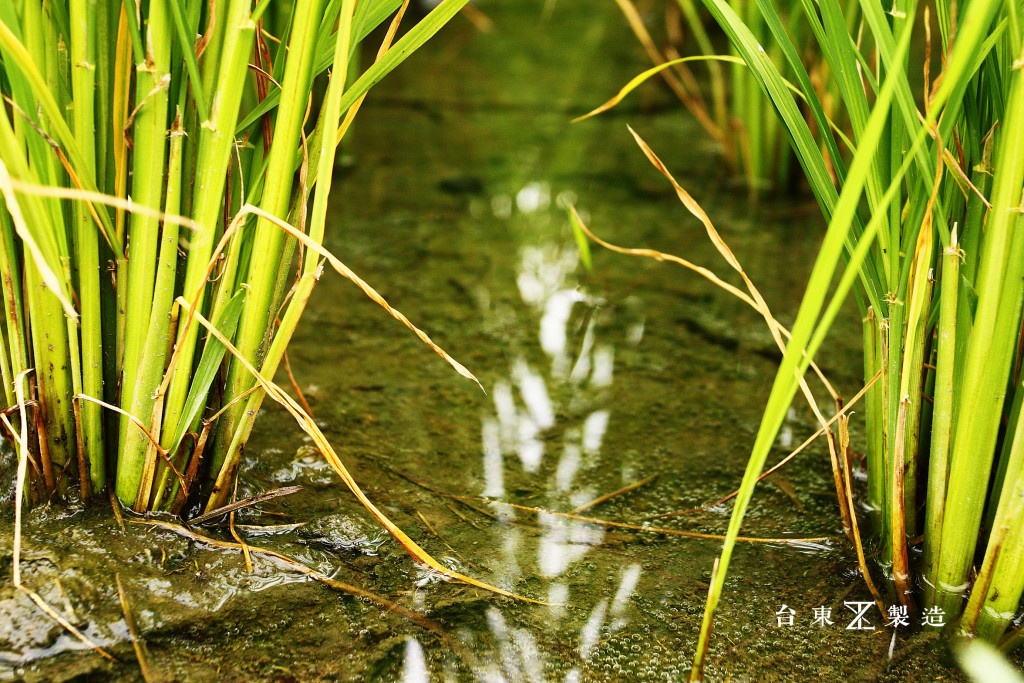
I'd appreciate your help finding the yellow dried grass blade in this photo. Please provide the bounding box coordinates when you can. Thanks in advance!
[623,128,840,404]
[115,575,156,682]
[4,176,198,230]
[177,298,541,604]
[610,0,720,138]
[569,205,755,306]
[448,496,832,544]
[335,0,411,146]
[572,55,743,123]
[194,205,482,391]
[574,59,855,154]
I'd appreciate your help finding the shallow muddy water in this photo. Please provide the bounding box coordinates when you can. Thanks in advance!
[0,1,1008,681]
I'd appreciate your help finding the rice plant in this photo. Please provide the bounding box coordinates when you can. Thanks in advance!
[0,0,471,515]
[684,0,1024,673]
[581,0,1024,675]
[608,0,824,193]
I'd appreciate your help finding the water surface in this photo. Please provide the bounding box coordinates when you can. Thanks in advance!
[0,1,978,680]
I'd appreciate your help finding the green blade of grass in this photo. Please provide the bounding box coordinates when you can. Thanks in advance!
[154,287,248,511]
[235,0,469,135]
[689,12,916,676]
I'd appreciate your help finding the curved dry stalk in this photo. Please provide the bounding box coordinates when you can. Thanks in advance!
[2,176,198,231]
[229,479,253,574]
[573,58,856,155]
[209,385,263,423]
[572,196,854,520]
[334,0,411,146]
[571,206,756,306]
[185,203,480,512]
[838,413,887,614]
[569,207,837,403]
[152,198,481,513]
[626,128,840,398]
[19,587,116,662]
[610,0,722,142]
[570,475,657,514]
[247,204,483,390]
[176,298,542,604]
[572,54,744,124]
[573,129,859,535]
[280,347,313,416]
[573,201,857,530]
[161,203,481,414]
[448,495,833,545]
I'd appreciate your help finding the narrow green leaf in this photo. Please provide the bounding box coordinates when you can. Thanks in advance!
[691,12,917,674]
[568,206,592,272]
[236,0,469,135]
[167,0,209,120]
[166,289,248,459]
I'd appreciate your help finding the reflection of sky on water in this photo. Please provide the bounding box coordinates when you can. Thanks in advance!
[403,638,430,683]
[403,565,645,682]
[410,180,649,680]
[537,511,604,578]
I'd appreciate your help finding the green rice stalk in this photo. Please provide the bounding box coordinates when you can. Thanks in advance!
[207,0,325,504]
[124,114,185,512]
[931,48,1024,615]
[69,0,105,493]
[922,232,960,598]
[897,227,934,544]
[862,307,885,523]
[157,0,255,470]
[115,0,174,502]
[961,395,1024,641]
[154,289,248,510]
